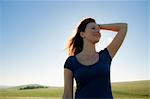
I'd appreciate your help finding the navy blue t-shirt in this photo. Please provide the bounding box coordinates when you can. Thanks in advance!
[64,48,113,99]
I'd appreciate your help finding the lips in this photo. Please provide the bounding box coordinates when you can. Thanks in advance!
[94,32,100,37]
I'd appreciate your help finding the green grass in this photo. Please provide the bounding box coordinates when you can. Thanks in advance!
[0,87,63,97]
[112,80,149,99]
[0,80,149,99]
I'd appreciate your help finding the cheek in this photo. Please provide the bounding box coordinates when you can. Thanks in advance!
[92,32,101,38]
[85,30,100,38]
[84,31,91,37]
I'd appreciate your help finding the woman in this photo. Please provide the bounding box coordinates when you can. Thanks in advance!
[63,17,127,99]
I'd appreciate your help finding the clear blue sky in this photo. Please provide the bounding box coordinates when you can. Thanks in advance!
[0,0,149,86]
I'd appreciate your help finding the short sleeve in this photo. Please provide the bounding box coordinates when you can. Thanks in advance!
[99,48,112,63]
[64,56,74,72]
[104,48,112,61]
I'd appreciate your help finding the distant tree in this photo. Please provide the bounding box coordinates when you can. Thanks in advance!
[19,85,48,90]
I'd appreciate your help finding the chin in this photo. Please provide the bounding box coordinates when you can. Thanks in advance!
[92,39,100,44]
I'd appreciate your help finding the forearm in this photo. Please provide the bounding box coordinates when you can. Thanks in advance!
[99,23,127,32]
[62,92,73,99]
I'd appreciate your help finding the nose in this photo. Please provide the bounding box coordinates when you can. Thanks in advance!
[95,31,100,36]
[96,27,99,31]
[96,29,99,33]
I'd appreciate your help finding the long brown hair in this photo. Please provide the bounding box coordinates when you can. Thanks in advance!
[66,18,96,56]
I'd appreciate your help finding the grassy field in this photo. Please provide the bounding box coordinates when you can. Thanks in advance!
[111,80,149,99]
[0,80,149,99]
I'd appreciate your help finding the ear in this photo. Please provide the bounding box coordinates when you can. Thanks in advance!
[80,31,85,38]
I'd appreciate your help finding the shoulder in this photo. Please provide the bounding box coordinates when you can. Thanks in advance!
[99,48,112,61]
[64,56,75,72]
[65,56,75,63]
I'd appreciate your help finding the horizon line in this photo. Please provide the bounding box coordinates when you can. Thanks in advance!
[0,79,149,87]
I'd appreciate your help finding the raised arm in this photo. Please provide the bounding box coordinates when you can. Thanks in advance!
[63,69,74,99]
[99,23,128,59]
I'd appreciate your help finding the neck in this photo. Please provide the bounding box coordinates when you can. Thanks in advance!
[81,41,97,55]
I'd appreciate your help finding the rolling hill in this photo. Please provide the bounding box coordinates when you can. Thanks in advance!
[0,80,149,99]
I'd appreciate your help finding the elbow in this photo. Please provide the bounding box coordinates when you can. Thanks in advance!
[124,23,128,29]
[124,23,128,32]
[121,23,128,32]
[121,23,128,28]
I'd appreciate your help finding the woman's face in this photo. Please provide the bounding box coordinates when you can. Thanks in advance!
[81,22,101,44]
